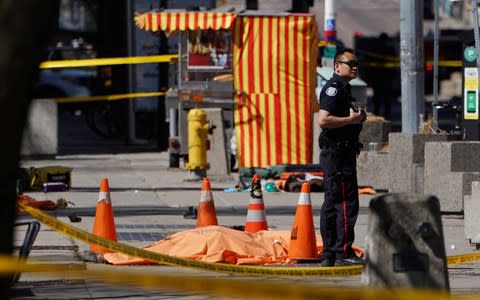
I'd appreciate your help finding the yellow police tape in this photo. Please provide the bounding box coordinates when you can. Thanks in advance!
[448,252,480,266]
[12,203,480,299]
[356,48,400,62]
[37,54,176,103]
[39,54,178,69]
[0,256,463,300]
[354,49,463,68]
[17,202,480,276]
[18,202,362,276]
[55,91,167,104]
[360,60,462,68]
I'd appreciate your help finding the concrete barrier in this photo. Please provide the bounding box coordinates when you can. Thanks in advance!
[363,193,449,290]
[21,99,57,157]
[424,141,480,213]
[388,133,457,193]
[359,116,391,147]
[357,151,389,190]
[465,181,480,243]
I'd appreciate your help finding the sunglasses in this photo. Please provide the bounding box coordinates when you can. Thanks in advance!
[336,60,359,68]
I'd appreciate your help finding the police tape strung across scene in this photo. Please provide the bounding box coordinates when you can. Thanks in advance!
[447,253,480,265]
[39,54,178,69]
[18,203,480,276]
[18,202,362,276]
[0,255,456,300]
[55,91,167,104]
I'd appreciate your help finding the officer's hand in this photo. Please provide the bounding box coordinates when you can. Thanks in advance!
[360,109,367,123]
[349,108,364,124]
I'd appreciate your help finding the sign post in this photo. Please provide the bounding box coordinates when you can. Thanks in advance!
[459,30,480,140]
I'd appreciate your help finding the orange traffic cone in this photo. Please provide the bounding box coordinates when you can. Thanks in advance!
[244,174,268,233]
[90,178,117,254]
[196,177,218,227]
[288,182,318,259]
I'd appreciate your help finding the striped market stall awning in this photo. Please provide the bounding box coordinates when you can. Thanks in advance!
[134,11,236,33]
[233,14,318,168]
[135,11,318,168]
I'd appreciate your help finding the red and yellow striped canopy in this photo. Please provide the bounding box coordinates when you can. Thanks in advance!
[135,11,318,168]
[233,14,318,168]
[134,11,235,33]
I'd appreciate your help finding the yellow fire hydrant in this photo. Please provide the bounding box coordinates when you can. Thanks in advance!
[186,108,210,172]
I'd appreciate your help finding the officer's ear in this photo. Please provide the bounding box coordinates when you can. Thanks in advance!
[334,62,340,74]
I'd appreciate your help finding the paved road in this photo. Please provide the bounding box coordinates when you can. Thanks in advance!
[9,150,480,299]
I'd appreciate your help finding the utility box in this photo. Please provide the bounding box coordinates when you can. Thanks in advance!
[362,193,449,290]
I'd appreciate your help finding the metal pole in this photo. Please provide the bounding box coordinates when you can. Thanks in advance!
[322,0,336,67]
[400,0,425,133]
[126,0,137,143]
[324,0,336,43]
[169,108,177,137]
[433,0,440,132]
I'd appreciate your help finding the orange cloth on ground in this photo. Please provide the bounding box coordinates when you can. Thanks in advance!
[17,194,56,211]
[104,226,363,266]
[358,187,377,195]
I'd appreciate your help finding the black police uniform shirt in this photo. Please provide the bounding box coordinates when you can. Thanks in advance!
[319,73,362,142]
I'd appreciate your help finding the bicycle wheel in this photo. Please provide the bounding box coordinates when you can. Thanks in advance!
[84,102,125,138]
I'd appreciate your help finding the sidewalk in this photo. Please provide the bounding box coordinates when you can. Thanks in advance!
[11,151,480,299]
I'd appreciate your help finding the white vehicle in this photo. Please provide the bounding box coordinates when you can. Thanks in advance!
[34,68,92,99]
[33,47,96,99]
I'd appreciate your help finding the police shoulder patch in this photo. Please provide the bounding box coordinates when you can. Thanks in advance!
[326,87,337,96]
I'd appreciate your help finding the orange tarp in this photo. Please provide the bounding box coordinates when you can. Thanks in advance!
[104,226,363,266]
[105,226,293,265]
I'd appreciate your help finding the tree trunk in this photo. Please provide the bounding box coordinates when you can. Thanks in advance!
[0,0,59,297]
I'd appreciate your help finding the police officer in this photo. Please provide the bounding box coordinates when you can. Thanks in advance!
[318,48,366,266]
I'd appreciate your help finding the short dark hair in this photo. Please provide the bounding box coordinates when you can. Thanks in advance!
[334,48,354,62]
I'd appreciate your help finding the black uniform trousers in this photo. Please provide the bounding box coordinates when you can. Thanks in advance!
[319,145,359,260]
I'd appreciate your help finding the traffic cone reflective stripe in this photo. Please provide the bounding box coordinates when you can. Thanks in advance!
[245,210,268,232]
[245,175,268,233]
[245,210,267,221]
[97,179,111,203]
[196,177,218,227]
[288,182,318,259]
[98,191,110,203]
[296,190,310,205]
[91,178,117,254]
[199,189,213,203]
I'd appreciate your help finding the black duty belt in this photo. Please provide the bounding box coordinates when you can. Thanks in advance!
[319,136,362,152]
